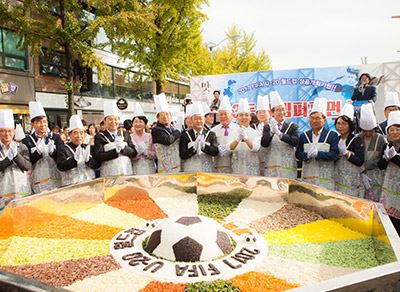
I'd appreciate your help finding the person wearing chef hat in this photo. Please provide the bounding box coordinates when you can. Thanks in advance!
[261,91,299,179]
[295,97,339,190]
[229,98,262,176]
[93,100,137,177]
[151,93,181,173]
[377,92,400,136]
[179,101,218,172]
[210,96,240,173]
[334,103,364,197]
[378,111,400,233]
[0,110,32,205]
[22,101,62,194]
[357,103,386,202]
[202,102,215,131]
[251,94,270,175]
[130,102,156,175]
[56,115,99,186]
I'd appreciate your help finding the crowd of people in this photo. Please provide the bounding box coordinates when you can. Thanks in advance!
[0,82,400,232]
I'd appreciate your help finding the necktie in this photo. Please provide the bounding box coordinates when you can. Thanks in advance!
[278,123,282,131]
[222,126,229,136]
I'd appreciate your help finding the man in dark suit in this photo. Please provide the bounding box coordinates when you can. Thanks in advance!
[295,97,339,191]
[93,100,137,177]
[22,101,62,194]
[151,93,182,173]
[260,91,299,178]
[351,73,377,103]
[179,102,218,172]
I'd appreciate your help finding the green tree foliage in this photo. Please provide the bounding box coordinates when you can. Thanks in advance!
[0,0,152,117]
[191,26,271,76]
[110,0,208,94]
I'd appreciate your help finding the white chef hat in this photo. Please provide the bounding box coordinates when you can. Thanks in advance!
[359,103,377,131]
[69,115,85,132]
[202,102,212,115]
[270,91,285,110]
[386,111,400,133]
[154,93,170,113]
[14,124,25,140]
[133,102,145,118]
[256,95,270,111]
[185,104,193,118]
[384,92,400,109]
[310,97,327,117]
[103,100,120,118]
[191,101,205,117]
[0,109,14,129]
[237,98,251,114]
[29,101,46,121]
[340,103,354,121]
[218,96,232,112]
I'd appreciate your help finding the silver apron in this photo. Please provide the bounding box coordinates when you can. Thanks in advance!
[363,137,384,202]
[214,129,233,174]
[29,136,61,194]
[60,145,96,187]
[334,137,361,197]
[232,141,260,176]
[302,130,335,191]
[263,122,297,179]
[381,153,400,219]
[154,140,181,173]
[99,133,133,177]
[182,132,214,172]
[132,157,156,175]
[0,148,31,199]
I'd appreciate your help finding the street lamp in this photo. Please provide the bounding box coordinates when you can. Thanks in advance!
[207,34,240,52]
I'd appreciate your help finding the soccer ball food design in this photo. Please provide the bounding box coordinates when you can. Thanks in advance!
[0,173,398,291]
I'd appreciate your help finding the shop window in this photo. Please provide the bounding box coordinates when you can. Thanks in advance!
[39,48,68,77]
[0,28,28,71]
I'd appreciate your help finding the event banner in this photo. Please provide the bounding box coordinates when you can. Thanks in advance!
[190,63,398,132]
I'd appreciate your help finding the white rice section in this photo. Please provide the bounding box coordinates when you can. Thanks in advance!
[255,255,359,286]
[225,198,286,225]
[65,268,152,292]
[148,187,198,216]
[70,203,146,229]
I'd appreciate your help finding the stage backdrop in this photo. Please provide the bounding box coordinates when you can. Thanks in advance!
[190,62,400,132]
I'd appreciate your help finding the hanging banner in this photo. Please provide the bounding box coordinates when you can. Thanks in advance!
[190,62,399,132]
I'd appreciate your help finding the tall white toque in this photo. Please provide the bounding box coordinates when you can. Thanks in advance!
[103,100,120,118]
[310,97,327,117]
[237,98,251,114]
[29,101,46,121]
[270,91,285,110]
[359,103,377,131]
[256,94,270,111]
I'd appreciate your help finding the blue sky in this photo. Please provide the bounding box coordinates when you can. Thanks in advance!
[201,0,400,70]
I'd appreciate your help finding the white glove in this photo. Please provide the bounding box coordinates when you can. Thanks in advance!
[114,135,124,143]
[36,138,45,154]
[136,143,146,156]
[7,148,15,161]
[338,140,347,156]
[83,145,91,162]
[47,139,56,154]
[384,146,397,160]
[361,173,372,190]
[199,135,206,150]
[271,123,282,136]
[242,128,249,141]
[307,147,318,159]
[115,141,127,154]
[74,146,84,163]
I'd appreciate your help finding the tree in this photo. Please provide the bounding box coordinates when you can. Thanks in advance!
[110,0,208,94]
[0,0,153,118]
[191,26,271,76]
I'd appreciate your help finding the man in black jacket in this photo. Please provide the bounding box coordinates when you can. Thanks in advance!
[179,102,218,172]
[93,100,137,177]
[151,93,181,173]
[22,101,62,194]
